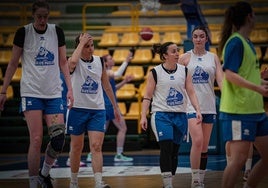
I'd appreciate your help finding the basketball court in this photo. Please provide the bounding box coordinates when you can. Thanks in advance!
[1,150,268,188]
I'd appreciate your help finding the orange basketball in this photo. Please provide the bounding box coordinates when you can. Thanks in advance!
[140,27,153,41]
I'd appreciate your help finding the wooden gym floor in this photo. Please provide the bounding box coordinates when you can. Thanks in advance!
[0,150,268,188]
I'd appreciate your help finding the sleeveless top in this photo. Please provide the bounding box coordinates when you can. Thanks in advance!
[220,32,264,114]
[21,23,61,98]
[151,64,188,113]
[71,55,105,110]
[187,50,216,114]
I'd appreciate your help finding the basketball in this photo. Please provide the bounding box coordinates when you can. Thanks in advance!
[140,27,153,41]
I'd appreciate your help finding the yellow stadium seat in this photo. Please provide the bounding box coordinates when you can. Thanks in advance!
[98,33,119,47]
[12,67,22,82]
[0,50,12,65]
[250,29,268,44]
[131,48,152,64]
[126,102,140,118]
[145,65,154,79]
[152,54,162,64]
[117,102,127,116]
[263,48,268,62]
[0,34,4,46]
[118,32,140,47]
[161,32,182,45]
[211,31,221,45]
[209,47,217,55]
[255,46,262,60]
[0,85,14,100]
[125,102,142,134]
[138,81,146,97]
[4,33,15,47]
[116,83,136,100]
[261,63,268,72]
[112,49,130,64]
[94,49,109,57]
[139,32,161,46]
[124,66,144,81]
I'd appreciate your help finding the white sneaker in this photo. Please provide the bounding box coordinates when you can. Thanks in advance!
[66,158,86,167]
[243,169,251,181]
[114,153,133,162]
[95,181,110,188]
[191,181,204,188]
[86,153,92,162]
[70,182,79,188]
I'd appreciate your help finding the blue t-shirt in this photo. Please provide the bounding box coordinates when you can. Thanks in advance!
[223,37,256,73]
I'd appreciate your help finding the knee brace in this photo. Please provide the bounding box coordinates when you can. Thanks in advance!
[47,124,65,159]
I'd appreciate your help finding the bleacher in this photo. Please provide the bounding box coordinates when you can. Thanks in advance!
[1,0,268,154]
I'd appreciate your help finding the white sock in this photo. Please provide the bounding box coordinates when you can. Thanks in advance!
[94,172,102,186]
[70,172,78,184]
[41,161,53,177]
[161,172,172,187]
[29,176,39,188]
[191,169,200,184]
[117,147,123,155]
[245,159,252,171]
[199,169,206,183]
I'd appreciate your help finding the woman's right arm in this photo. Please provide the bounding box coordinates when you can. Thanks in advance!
[140,72,155,131]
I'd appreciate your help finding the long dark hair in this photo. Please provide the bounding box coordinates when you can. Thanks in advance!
[218,1,252,56]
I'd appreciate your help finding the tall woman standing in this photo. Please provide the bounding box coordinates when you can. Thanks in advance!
[0,1,74,188]
[178,26,223,188]
[218,1,268,188]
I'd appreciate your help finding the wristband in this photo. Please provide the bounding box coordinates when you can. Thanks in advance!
[142,97,151,102]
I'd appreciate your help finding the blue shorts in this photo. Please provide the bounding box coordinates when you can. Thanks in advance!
[187,113,216,124]
[219,112,268,142]
[105,104,115,121]
[66,108,106,135]
[151,111,187,145]
[20,97,64,114]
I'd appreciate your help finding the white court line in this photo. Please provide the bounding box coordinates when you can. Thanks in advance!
[0,166,192,179]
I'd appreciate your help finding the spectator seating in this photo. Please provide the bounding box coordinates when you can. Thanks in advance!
[161,32,182,45]
[98,33,119,47]
[113,49,130,64]
[118,32,140,47]
[116,83,137,100]
[131,48,153,64]
[124,65,145,81]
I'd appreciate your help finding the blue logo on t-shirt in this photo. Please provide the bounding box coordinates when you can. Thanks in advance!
[35,47,54,66]
[192,66,209,84]
[166,87,183,106]
[81,76,98,94]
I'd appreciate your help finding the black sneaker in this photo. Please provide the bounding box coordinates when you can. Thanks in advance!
[38,170,54,188]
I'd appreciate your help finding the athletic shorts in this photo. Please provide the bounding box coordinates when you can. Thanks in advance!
[66,108,106,135]
[105,104,115,121]
[151,111,187,145]
[20,97,64,114]
[187,113,216,124]
[219,112,268,142]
